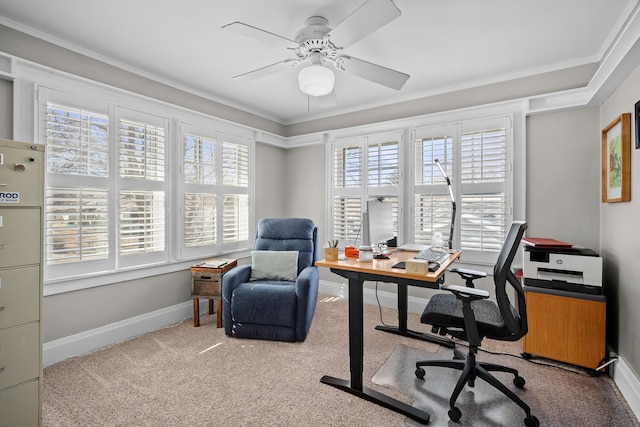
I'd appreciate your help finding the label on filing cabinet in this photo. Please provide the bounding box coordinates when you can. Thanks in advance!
[0,192,19,203]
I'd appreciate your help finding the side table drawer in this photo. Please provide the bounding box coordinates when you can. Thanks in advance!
[192,272,221,296]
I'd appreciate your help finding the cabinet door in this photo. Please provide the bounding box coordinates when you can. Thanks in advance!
[0,208,41,269]
[0,322,40,391]
[0,266,40,329]
[522,291,606,369]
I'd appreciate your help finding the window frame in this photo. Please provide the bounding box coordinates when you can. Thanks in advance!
[327,107,525,268]
[18,64,255,294]
[330,131,403,247]
[411,116,513,265]
[179,123,252,260]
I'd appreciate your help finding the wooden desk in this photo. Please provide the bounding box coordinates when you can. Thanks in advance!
[316,249,460,425]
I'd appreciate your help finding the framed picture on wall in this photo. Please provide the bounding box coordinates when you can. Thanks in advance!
[636,100,640,149]
[601,112,631,203]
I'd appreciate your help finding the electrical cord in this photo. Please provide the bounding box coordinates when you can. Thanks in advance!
[450,337,616,377]
[375,281,390,327]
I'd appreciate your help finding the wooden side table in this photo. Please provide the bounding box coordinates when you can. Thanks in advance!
[190,259,237,327]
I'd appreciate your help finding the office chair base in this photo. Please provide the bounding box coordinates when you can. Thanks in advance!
[415,351,538,426]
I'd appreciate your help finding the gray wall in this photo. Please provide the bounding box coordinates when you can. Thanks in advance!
[526,108,601,251]
[43,271,191,340]
[600,63,640,378]
[255,142,287,221]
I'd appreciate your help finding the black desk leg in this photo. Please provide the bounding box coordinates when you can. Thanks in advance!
[320,278,430,424]
[375,283,455,349]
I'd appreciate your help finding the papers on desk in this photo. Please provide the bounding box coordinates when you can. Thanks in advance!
[397,243,430,252]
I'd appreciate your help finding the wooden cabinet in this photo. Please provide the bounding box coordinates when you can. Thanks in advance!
[522,286,606,371]
[190,259,237,327]
[0,139,43,426]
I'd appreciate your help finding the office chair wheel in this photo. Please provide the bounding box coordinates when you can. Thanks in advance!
[415,367,425,379]
[448,406,462,422]
[524,414,540,427]
[513,375,526,388]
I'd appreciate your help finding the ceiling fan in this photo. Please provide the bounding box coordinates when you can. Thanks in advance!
[221,0,410,100]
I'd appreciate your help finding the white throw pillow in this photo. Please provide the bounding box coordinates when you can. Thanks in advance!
[250,250,299,281]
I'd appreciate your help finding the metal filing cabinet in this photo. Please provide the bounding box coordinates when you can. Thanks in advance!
[0,139,44,426]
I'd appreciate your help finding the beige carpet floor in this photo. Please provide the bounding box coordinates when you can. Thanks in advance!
[43,295,639,426]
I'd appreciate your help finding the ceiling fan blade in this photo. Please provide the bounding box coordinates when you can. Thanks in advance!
[337,55,409,90]
[328,0,401,49]
[233,58,299,81]
[221,22,298,48]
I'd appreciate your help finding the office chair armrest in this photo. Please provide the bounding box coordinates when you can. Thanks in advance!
[450,267,487,288]
[441,284,489,300]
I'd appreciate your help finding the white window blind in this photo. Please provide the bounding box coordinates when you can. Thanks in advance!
[181,129,251,256]
[118,113,167,261]
[46,104,109,177]
[45,103,111,271]
[412,116,511,262]
[221,137,250,247]
[45,188,109,264]
[331,133,400,245]
[184,134,216,185]
[119,119,165,181]
[119,191,165,255]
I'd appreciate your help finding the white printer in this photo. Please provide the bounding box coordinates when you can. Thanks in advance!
[523,246,603,295]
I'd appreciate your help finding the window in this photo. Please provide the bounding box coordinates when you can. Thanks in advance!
[181,127,250,259]
[329,115,514,266]
[118,113,167,266]
[44,100,112,278]
[412,116,512,264]
[331,132,400,246]
[37,84,254,284]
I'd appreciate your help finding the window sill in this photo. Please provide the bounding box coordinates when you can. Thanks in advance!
[43,250,251,296]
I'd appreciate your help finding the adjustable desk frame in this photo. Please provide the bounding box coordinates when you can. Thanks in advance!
[316,250,460,424]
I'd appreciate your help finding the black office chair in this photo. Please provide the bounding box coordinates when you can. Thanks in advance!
[415,221,539,427]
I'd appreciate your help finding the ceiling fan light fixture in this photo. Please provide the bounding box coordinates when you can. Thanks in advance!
[298,64,335,97]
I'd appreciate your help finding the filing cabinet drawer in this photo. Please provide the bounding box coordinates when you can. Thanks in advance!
[0,142,44,207]
[0,322,40,391]
[0,208,41,269]
[0,266,40,329]
[0,380,40,426]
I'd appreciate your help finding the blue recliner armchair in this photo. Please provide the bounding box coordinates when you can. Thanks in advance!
[222,218,319,342]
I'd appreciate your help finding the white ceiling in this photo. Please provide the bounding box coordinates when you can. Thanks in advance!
[0,0,636,125]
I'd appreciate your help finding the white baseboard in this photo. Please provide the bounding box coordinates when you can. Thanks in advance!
[43,300,195,367]
[611,354,640,421]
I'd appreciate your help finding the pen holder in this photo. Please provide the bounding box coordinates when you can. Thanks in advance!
[325,247,339,261]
